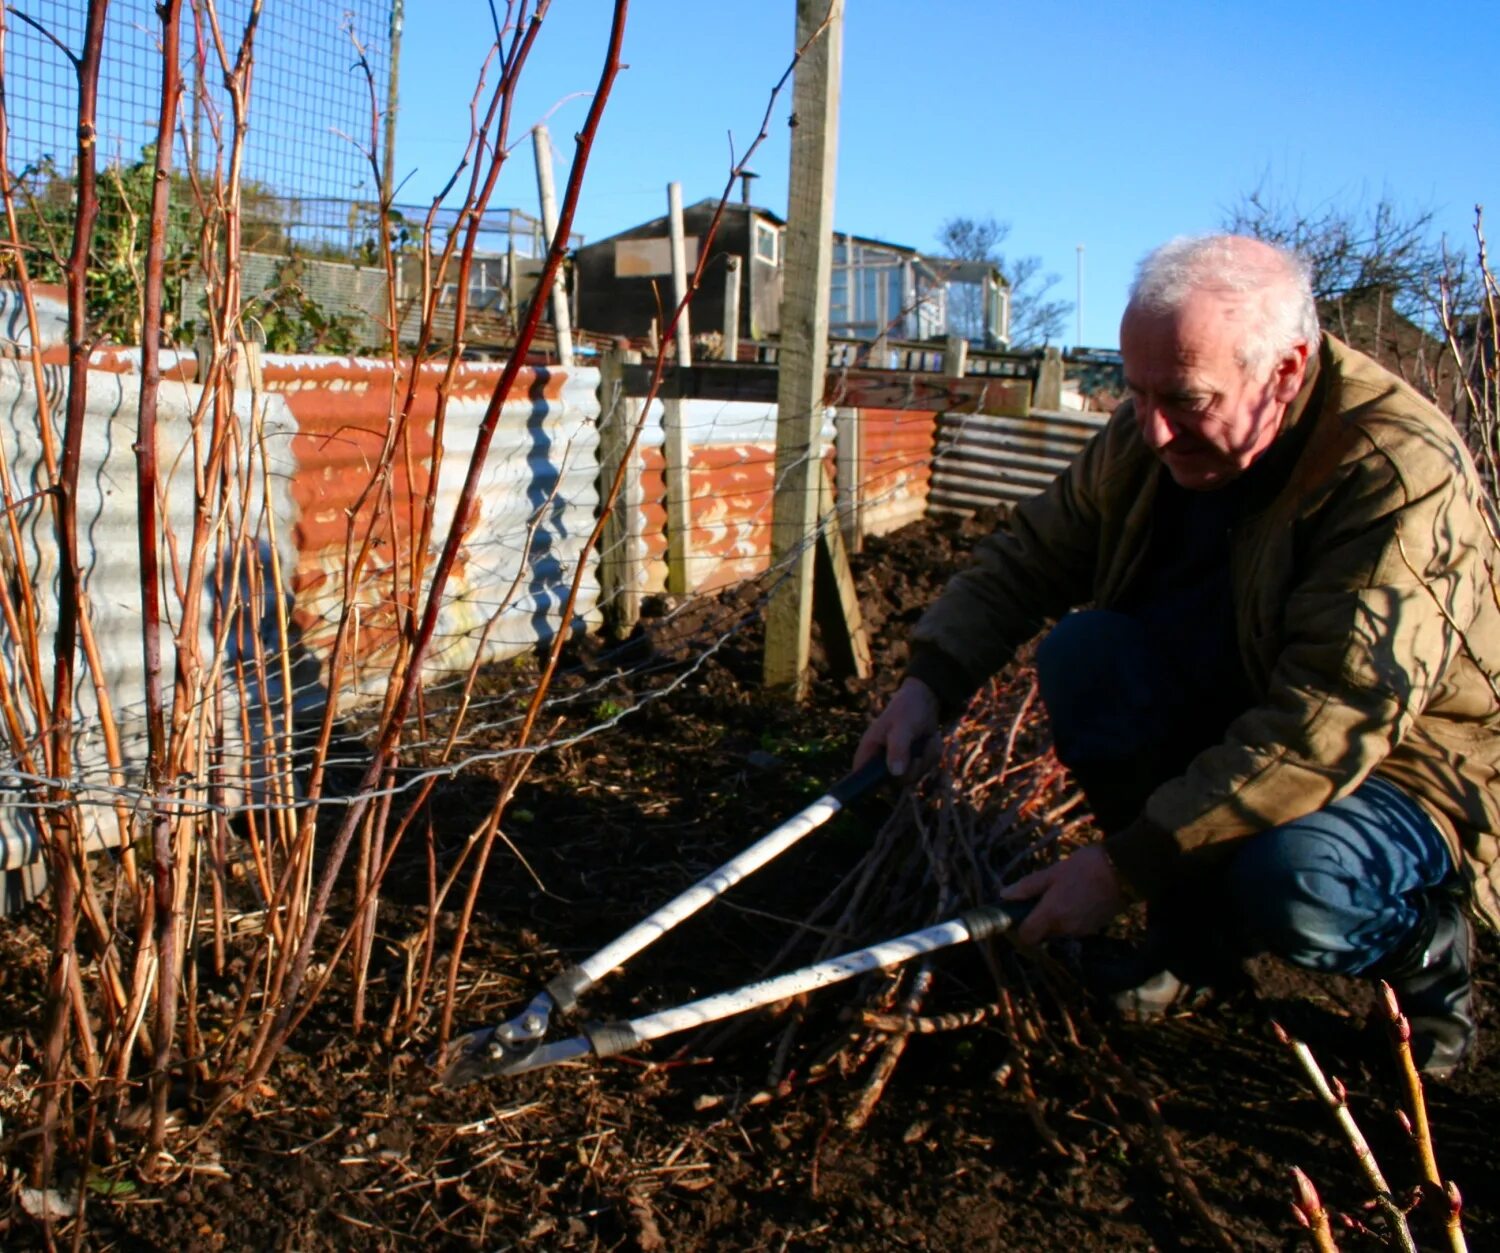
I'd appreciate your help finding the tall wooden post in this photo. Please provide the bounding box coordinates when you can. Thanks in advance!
[668,181,692,366]
[665,180,694,590]
[723,254,742,360]
[533,124,575,366]
[764,0,843,696]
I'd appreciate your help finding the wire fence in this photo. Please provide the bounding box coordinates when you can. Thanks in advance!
[5,0,394,201]
[0,2,1115,1182]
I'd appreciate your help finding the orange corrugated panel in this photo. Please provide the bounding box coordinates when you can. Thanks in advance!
[639,450,670,593]
[692,443,777,589]
[862,408,936,458]
[263,356,602,688]
[857,408,935,538]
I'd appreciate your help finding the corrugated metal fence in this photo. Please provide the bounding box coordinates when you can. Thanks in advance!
[929,407,1108,516]
[1,292,1104,897]
[0,311,603,881]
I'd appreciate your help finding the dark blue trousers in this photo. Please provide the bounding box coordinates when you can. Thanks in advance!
[1035,610,1452,974]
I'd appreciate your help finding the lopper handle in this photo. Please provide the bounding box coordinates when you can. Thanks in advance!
[826,753,891,805]
[828,732,940,806]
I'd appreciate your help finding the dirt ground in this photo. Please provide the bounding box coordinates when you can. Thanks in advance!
[4,509,1498,1251]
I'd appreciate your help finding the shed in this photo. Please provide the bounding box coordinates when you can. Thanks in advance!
[574,200,786,347]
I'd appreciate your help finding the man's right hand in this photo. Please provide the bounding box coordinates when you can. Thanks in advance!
[854,677,941,779]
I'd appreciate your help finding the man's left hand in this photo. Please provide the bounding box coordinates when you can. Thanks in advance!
[1001,845,1129,946]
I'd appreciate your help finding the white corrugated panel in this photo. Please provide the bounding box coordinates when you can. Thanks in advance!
[0,363,301,873]
[0,284,68,352]
[0,358,604,885]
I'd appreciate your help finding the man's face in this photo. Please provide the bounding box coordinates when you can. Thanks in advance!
[1119,291,1308,490]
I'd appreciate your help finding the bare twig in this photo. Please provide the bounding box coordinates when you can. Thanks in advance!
[1290,1167,1341,1253]
[1379,984,1467,1252]
[1272,1021,1415,1252]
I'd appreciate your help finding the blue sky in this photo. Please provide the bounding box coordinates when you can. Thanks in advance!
[392,2,1500,349]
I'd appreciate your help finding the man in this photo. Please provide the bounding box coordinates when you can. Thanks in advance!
[857,234,1500,1076]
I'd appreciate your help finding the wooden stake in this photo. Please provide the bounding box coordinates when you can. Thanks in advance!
[815,465,870,680]
[597,346,643,631]
[764,0,843,696]
[532,124,575,366]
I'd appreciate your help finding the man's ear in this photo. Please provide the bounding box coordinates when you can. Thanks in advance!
[1271,340,1311,403]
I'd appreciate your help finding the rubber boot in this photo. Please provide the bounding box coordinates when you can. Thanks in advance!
[1373,891,1476,1078]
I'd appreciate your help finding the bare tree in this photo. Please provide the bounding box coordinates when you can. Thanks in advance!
[1223,180,1475,333]
[936,215,1071,349]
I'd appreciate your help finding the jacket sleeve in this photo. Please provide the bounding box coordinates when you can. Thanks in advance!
[1105,430,1489,900]
[906,419,1118,715]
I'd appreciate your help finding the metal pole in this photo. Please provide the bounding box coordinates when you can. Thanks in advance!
[1075,243,1084,348]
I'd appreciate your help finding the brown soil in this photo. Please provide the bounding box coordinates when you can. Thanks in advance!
[4,510,1498,1251]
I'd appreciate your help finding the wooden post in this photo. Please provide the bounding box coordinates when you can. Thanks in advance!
[668,181,692,367]
[834,406,863,553]
[597,346,644,632]
[666,184,697,593]
[663,391,693,597]
[532,124,575,366]
[507,237,520,321]
[1034,345,1063,410]
[764,0,843,696]
[944,334,968,379]
[872,270,889,368]
[723,254,742,361]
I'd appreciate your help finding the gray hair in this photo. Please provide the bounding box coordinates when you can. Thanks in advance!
[1127,234,1319,374]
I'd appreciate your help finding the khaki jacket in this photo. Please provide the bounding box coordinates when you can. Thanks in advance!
[910,336,1500,928]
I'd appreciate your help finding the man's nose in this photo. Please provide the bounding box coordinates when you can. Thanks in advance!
[1137,399,1177,450]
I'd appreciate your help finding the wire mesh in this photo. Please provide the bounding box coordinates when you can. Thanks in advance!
[3,3,590,352]
[4,0,394,202]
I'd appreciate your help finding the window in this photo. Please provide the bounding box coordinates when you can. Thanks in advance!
[989,282,1010,348]
[467,255,507,311]
[753,219,779,265]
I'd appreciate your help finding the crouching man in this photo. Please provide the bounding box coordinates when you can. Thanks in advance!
[857,234,1499,1076]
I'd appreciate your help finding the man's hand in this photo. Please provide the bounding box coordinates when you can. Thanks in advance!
[854,677,941,779]
[1001,845,1128,946]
